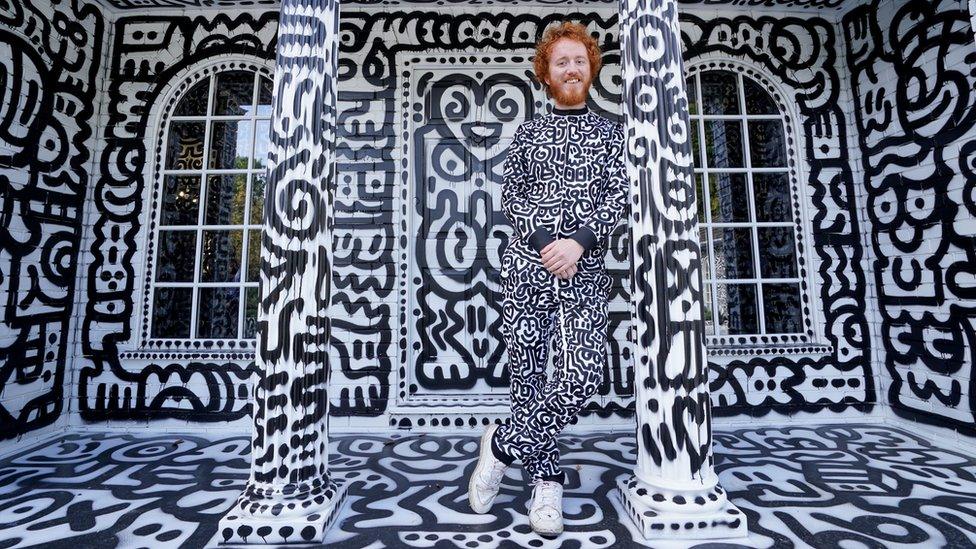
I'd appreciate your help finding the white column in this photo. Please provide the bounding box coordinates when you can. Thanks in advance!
[614,0,748,540]
[217,0,346,544]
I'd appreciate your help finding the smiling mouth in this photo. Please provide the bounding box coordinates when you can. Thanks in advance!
[565,78,581,84]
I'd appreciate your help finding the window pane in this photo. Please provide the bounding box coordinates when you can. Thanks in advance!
[247,229,261,282]
[209,120,253,170]
[152,287,192,338]
[758,227,798,278]
[205,174,247,226]
[708,173,749,223]
[213,70,255,116]
[174,79,210,116]
[257,76,273,117]
[160,176,200,225]
[201,230,243,282]
[695,173,706,224]
[744,78,777,115]
[253,120,270,170]
[754,173,791,222]
[690,119,702,169]
[748,120,786,168]
[165,122,205,170]
[701,71,740,115]
[156,231,196,282]
[197,287,240,338]
[704,120,744,168]
[763,283,802,333]
[699,227,710,281]
[712,228,754,279]
[716,283,758,335]
[702,281,714,335]
[244,286,259,338]
[250,173,266,224]
[686,76,698,115]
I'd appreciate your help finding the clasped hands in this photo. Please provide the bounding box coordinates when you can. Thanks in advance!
[540,239,584,280]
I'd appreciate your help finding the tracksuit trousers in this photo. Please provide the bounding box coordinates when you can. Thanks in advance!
[491,257,611,485]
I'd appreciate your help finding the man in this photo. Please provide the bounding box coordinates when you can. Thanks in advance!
[466,21,629,537]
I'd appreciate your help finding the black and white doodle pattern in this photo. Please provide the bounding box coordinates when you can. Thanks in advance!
[218,0,347,544]
[79,13,279,424]
[2,425,975,548]
[491,108,626,483]
[616,0,744,539]
[682,15,872,420]
[76,6,871,431]
[844,0,976,437]
[0,0,103,440]
[95,0,849,10]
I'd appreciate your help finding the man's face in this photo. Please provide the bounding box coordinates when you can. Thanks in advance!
[544,38,593,107]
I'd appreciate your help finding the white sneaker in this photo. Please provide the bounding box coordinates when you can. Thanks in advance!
[529,480,564,536]
[468,424,509,514]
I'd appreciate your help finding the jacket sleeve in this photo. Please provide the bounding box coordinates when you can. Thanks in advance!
[502,123,555,253]
[570,123,629,252]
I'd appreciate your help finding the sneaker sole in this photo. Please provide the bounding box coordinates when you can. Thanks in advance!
[468,425,500,514]
[530,520,563,537]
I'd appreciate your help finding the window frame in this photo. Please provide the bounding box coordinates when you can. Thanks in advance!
[686,60,820,350]
[140,59,274,351]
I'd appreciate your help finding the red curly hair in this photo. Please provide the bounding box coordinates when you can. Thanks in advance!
[533,22,603,94]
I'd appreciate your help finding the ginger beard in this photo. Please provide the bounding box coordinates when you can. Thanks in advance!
[547,71,593,107]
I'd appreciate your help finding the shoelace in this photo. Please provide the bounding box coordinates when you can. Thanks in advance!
[534,482,561,512]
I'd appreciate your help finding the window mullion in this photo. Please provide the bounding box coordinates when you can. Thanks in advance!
[237,77,263,339]
[191,74,216,339]
[697,73,719,337]
[738,73,766,335]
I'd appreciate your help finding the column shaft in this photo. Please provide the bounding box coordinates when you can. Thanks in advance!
[218,0,346,544]
[615,0,747,540]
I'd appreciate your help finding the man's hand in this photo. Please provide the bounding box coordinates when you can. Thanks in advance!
[555,264,578,280]
[541,239,584,275]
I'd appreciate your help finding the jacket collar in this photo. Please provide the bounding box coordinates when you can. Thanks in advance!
[552,105,589,117]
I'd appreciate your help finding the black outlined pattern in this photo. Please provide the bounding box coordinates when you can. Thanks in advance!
[97,0,848,9]
[217,0,347,544]
[2,425,975,547]
[77,8,871,431]
[0,0,103,440]
[845,0,976,436]
[492,109,625,484]
[616,0,744,539]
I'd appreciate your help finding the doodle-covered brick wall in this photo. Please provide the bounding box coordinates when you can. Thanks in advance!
[0,0,104,440]
[69,5,873,432]
[845,0,976,438]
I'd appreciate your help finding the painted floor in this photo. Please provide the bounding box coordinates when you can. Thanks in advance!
[1,424,975,548]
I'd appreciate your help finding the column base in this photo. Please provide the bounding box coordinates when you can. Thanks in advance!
[614,475,748,540]
[217,478,347,545]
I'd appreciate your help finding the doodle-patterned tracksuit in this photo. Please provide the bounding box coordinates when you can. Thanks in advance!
[491,105,629,485]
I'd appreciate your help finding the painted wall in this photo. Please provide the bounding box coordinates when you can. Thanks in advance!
[69,5,873,433]
[845,0,976,439]
[0,0,104,440]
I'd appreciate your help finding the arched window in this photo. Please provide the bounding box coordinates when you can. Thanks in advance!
[149,68,273,341]
[687,69,808,338]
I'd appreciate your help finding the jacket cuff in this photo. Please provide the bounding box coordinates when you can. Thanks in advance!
[569,226,598,252]
[527,227,556,253]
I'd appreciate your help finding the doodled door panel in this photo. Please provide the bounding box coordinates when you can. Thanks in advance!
[408,65,536,402]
